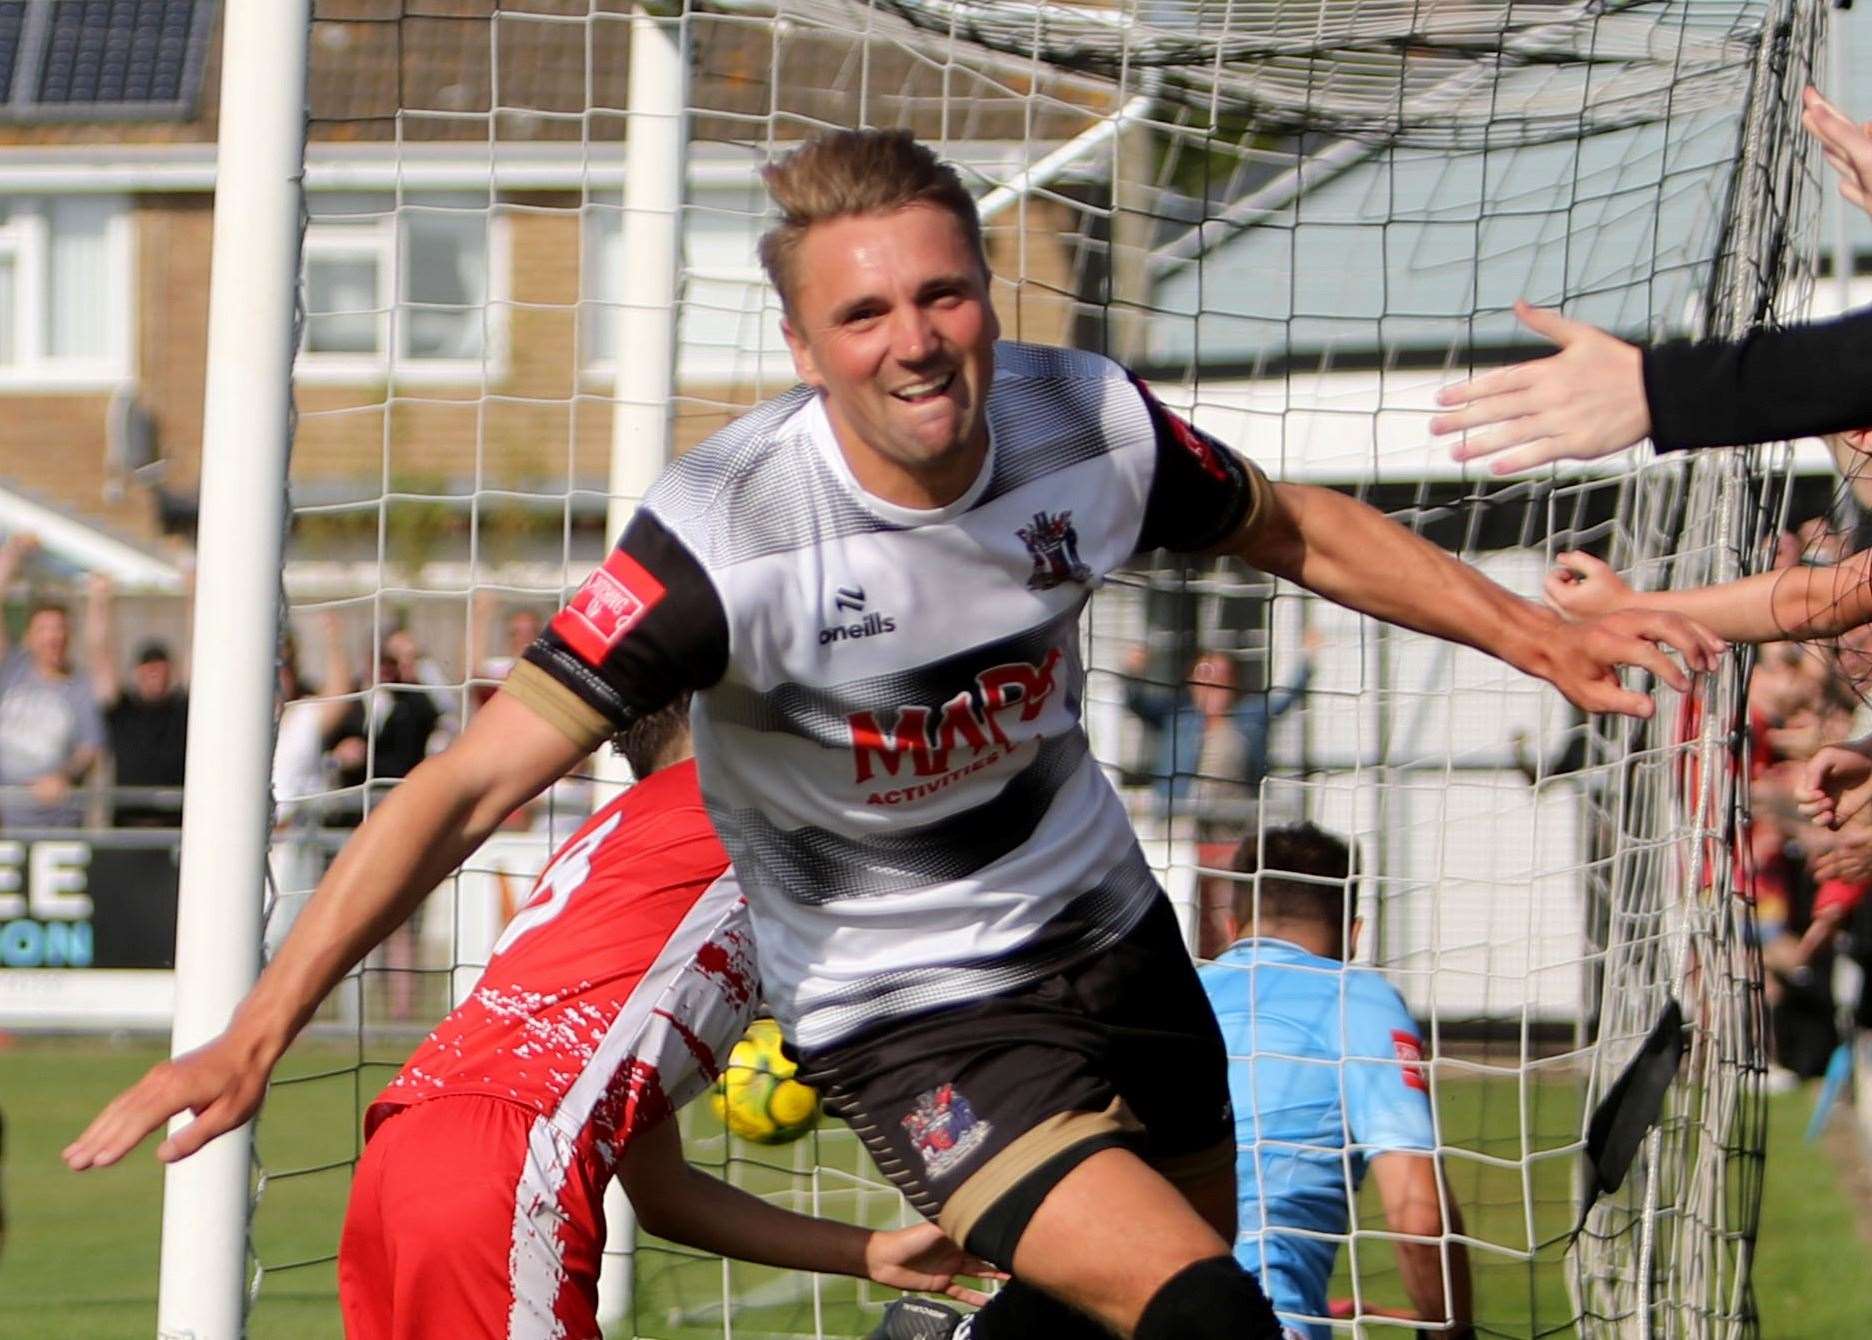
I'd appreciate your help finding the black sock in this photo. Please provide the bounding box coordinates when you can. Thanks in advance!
[968,1280,1111,1339]
[1134,1255,1282,1340]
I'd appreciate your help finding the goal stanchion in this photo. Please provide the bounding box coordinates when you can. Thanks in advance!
[201,1,1824,1335]
[155,1,309,1336]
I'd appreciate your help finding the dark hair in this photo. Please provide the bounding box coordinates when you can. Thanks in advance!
[611,694,693,779]
[134,640,173,665]
[757,129,988,315]
[25,599,68,623]
[1229,822,1357,933]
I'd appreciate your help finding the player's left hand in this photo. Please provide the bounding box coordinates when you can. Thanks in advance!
[863,1221,1006,1306]
[1537,608,1724,718]
[1431,300,1650,474]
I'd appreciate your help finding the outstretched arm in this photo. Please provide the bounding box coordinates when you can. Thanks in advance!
[1433,88,1872,472]
[0,532,38,660]
[1369,1152,1473,1337]
[62,690,591,1170]
[1543,549,1872,645]
[1226,482,1724,718]
[84,574,120,706]
[618,1117,999,1304]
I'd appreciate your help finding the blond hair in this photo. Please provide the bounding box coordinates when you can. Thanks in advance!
[758,129,987,314]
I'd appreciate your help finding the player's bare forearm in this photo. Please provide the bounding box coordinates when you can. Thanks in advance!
[1232,482,1557,673]
[620,1121,995,1300]
[627,1140,869,1278]
[1395,1238,1473,1332]
[62,691,587,1171]
[1372,1154,1473,1330]
[242,692,589,1051]
[1233,482,1721,717]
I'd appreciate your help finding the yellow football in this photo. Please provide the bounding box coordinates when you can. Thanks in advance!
[709,1017,821,1145]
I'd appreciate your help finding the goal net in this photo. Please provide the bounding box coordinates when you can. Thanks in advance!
[235,1,1824,1335]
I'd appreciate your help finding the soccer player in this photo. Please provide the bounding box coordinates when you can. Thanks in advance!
[1431,88,1872,475]
[337,697,993,1337]
[68,129,1718,1340]
[1200,825,1473,1340]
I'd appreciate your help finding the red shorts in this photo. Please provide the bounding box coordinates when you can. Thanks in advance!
[338,1094,609,1339]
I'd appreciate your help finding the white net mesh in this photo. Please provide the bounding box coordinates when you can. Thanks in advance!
[246,1,1825,1334]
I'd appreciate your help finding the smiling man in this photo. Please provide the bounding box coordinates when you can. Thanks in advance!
[69,129,1720,1340]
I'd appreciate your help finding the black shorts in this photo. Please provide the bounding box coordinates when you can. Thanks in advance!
[795,895,1234,1266]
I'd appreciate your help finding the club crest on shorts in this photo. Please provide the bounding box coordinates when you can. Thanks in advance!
[1016,510,1091,591]
[900,1083,992,1180]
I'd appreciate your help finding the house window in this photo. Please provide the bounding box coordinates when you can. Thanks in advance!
[580,197,793,384]
[0,194,131,386]
[299,191,502,381]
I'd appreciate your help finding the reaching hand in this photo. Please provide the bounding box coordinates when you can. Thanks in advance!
[1809,827,1872,885]
[1543,551,1633,622]
[1797,738,1872,830]
[1,532,39,563]
[862,1220,1006,1307]
[1536,608,1724,718]
[1431,301,1649,474]
[1804,87,1872,224]
[63,1029,275,1171]
[1765,715,1831,764]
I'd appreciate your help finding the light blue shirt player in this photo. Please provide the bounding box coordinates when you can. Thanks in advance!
[1196,824,1470,1340]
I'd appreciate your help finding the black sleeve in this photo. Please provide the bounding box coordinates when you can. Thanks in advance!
[518,509,730,737]
[1643,305,1872,452]
[1129,374,1270,555]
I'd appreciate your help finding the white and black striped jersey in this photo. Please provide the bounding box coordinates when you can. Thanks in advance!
[510,340,1268,1049]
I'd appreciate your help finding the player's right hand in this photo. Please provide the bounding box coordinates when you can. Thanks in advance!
[862,1221,1006,1307]
[62,1030,273,1171]
[1797,738,1872,830]
[1543,551,1632,622]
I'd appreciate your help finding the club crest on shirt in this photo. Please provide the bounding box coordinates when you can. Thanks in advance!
[900,1083,992,1180]
[1391,1030,1429,1092]
[1017,510,1091,591]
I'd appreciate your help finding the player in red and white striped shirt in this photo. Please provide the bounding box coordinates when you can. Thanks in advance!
[336,699,993,1338]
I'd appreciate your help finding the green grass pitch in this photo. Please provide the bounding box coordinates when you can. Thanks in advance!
[2,1034,1868,1337]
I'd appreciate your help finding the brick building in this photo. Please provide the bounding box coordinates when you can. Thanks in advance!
[0,0,1109,591]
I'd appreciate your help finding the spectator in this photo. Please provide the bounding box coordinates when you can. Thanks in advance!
[268,615,359,953]
[383,621,457,745]
[83,575,188,827]
[322,627,441,1019]
[0,536,105,831]
[1200,823,1474,1340]
[469,592,545,708]
[1431,89,1872,474]
[1124,631,1320,835]
[272,616,358,830]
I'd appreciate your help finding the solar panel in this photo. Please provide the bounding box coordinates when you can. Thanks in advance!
[0,4,28,104]
[3,0,213,120]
